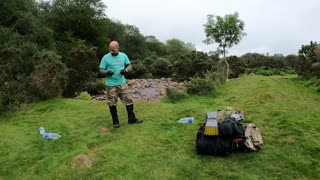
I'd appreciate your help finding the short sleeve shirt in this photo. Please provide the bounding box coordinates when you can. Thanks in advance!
[99,52,130,86]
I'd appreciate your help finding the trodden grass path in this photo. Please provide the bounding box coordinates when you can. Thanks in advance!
[0,75,319,179]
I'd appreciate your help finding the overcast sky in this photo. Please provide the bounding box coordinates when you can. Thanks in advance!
[103,0,319,56]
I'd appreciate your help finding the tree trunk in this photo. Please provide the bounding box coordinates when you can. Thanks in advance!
[223,48,229,82]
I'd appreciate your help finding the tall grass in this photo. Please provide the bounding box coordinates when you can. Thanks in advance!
[0,75,319,179]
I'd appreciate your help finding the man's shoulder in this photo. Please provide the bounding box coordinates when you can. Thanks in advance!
[101,53,111,61]
[119,52,128,57]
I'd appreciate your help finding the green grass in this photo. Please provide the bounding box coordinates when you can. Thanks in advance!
[1,75,319,179]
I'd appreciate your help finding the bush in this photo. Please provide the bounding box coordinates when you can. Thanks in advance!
[76,91,92,100]
[165,88,188,102]
[250,67,294,76]
[186,76,215,95]
[151,57,172,77]
[63,45,99,97]
[126,59,148,79]
[86,80,105,95]
[31,51,67,100]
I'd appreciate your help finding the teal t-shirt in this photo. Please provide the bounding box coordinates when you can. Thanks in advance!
[99,52,130,86]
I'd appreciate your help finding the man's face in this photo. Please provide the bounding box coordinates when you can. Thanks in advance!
[109,46,119,56]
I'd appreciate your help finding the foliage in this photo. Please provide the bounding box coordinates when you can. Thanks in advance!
[125,59,148,79]
[165,38,195,63]
[238,53,297,78]
[186,75,215,95]
[0,27,40,111]
[296,41,320,79]
[76,91,92,100]
[31,51,67,100]
[227,55,245,78]
[150,57,172,77]
[121,25,149,60]
[0,0,36,27]
[165,88,188,102]
[86,79,105,95]
[173,51,219,81]
[203,12,246,80]
[63,45,99,97]
[145,35,167,57]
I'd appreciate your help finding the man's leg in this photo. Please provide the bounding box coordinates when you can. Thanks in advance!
[106,86,120,128]
[119,84,143,124]
[126,103,143,124]
[109,106,120,128]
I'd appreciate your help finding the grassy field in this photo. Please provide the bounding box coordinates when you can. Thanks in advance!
[1,75,319,179]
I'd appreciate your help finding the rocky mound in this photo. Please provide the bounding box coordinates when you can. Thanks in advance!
[92,78,186,102]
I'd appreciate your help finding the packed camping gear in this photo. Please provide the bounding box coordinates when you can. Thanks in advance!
[196,108,263,156]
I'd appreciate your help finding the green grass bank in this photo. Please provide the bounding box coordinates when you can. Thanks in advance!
[1,75,319,179]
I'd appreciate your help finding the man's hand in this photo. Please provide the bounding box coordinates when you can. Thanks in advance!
[120,69,127,75]
[107,71,114,77]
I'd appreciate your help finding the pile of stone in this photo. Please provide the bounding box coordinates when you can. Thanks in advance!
[92,78,186,102]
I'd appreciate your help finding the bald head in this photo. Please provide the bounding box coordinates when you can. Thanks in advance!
[109,41,119,56]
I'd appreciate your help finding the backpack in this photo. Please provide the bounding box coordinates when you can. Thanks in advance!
[196,111,263,156]
[244,123,264,150]
[219,117,245,137]
[196,123,233,156]
[196,117,248,156]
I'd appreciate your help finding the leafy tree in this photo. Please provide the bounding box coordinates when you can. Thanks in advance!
[165,38,194,63]
[203,12,246,81]
[240,53,266,69]
[297,41,320,78]
[0,0,36,27]
[285,55,298,69]
[63,45,99,97]
[31,51,67,100]
[173,51,219,81]
[125,59,148,79]
[151,57,172,77]
[41,0,107,57]
[121,24,148,60]
[227,55,245,78]
[145,36,167,57]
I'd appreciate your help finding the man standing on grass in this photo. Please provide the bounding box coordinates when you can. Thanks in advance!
[99,41,143,128]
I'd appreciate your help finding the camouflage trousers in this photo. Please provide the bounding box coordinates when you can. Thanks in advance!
[106,84,133,106]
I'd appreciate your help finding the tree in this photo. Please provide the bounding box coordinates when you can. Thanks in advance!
[165,38,194,63]
[145,35,167,57]
[121,24,148,60]
[297,41,320,78]
[203,12,246,81]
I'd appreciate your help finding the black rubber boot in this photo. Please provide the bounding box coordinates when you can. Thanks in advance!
[126,104,143,124]
[109,106,120,128]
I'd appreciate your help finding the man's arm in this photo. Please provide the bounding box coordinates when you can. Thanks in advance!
[124,64,132,72]
[120,64,132,75]
[99,68,114,77]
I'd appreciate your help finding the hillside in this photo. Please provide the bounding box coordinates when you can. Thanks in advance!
[0,75,319,179]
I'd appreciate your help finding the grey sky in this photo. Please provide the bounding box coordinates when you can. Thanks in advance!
[103,0,319,56]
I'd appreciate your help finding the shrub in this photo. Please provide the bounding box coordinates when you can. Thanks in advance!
[186,76,215,95]
[165,88,188,102]
[76,91,92,100]
[126,59,148,79]
[31,51,67,100]
[151,57,172,77]
[86,80,105,95]
[63,45,99,97]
